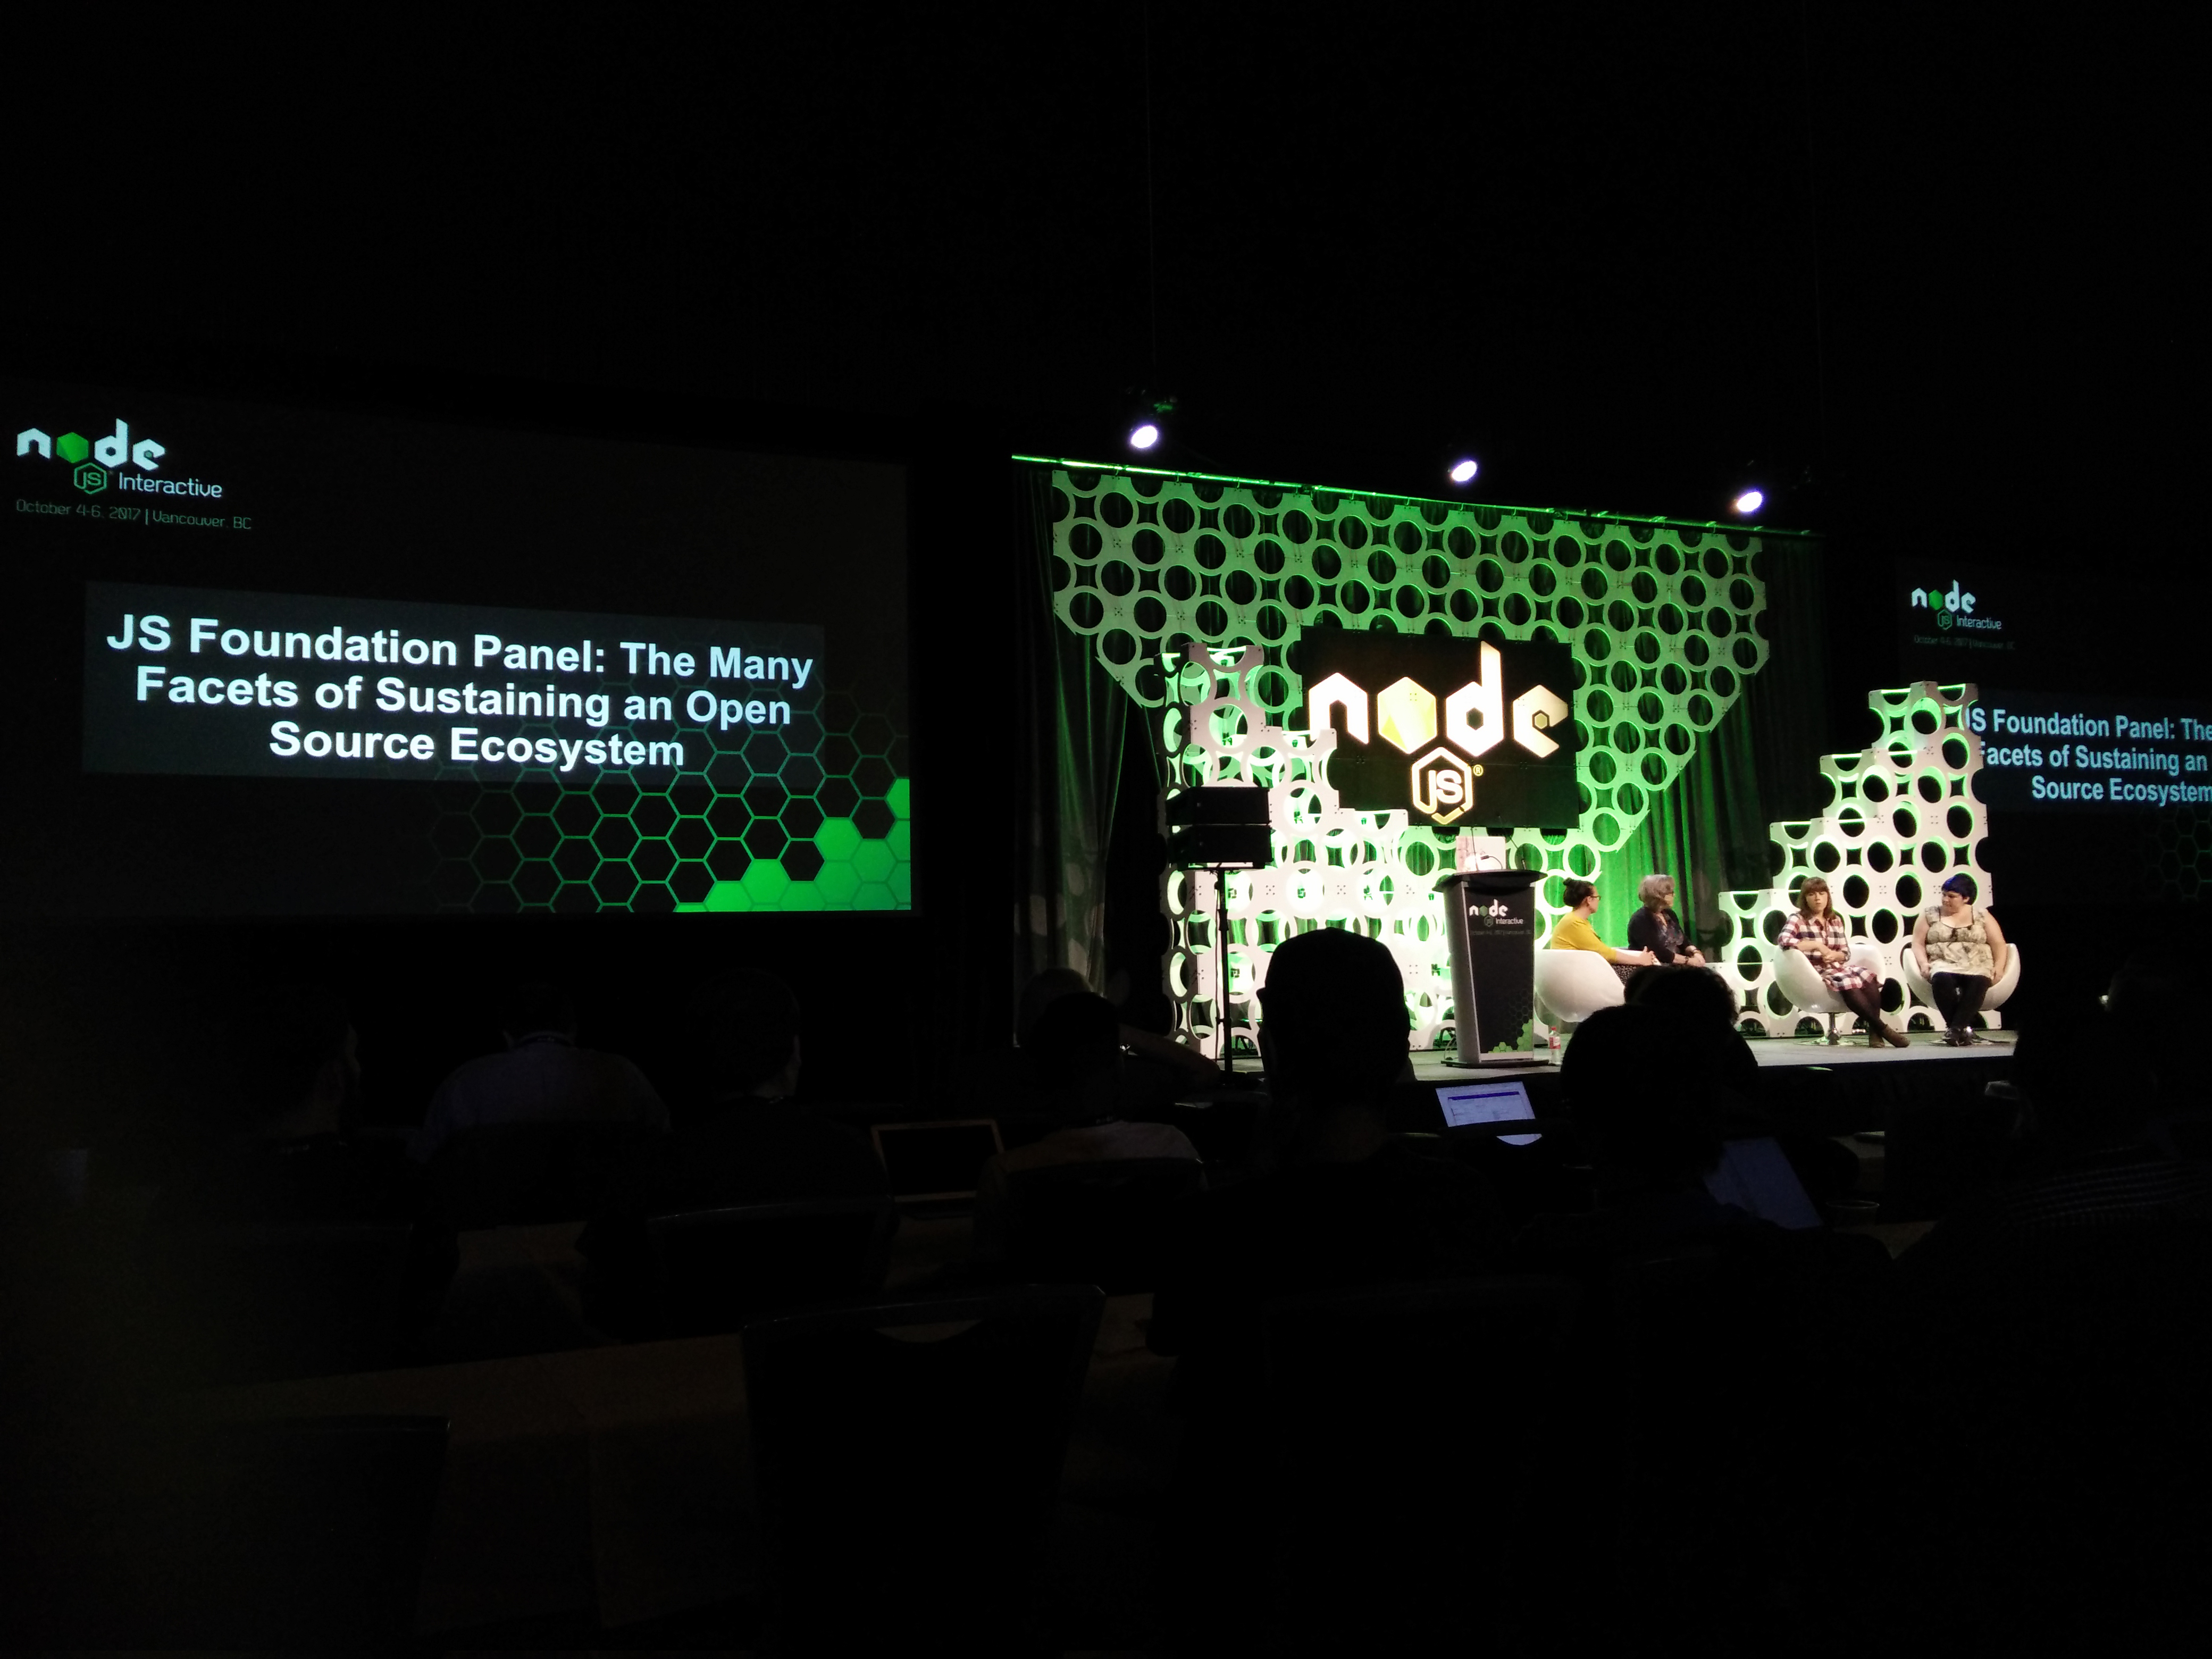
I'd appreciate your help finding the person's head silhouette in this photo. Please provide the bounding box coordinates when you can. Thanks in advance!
[1257,928,1409,1115]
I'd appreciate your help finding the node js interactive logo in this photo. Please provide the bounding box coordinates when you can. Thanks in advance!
[16,418,167,496]
[1909,577,2001,635]
[1301,633,1579,830]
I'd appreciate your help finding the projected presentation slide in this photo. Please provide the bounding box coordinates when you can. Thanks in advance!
[86,583,823,782]
[1971,689,2212,811]
[7,375,910,917]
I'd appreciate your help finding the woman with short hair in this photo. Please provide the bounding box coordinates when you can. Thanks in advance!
[1912,874,2008,1045]
[1781,876,1908,1048]
[1627,873,1706,967]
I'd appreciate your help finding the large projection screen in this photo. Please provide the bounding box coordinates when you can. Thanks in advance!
[5,379,911,917]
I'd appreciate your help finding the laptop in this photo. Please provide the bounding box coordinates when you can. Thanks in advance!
[1703,1135,1823,1229]
[870,1119,1006,1216]
[1434,1079,1541,1146]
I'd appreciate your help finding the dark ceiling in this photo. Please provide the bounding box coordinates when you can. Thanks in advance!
[9,7,2199,558]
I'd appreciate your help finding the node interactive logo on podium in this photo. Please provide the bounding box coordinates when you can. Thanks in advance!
[1300,633,1578,830]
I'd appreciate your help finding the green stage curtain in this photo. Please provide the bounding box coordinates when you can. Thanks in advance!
[1596,540,1830,955]
[1011,470,1136,1002]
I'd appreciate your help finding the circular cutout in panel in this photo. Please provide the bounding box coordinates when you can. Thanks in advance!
[1100,492,1135,527]
[1615,781,1645,815]
[1585,687,1615,722]
[1947,804,1974,838]
[1312,544,1342,580]
[1863,774,1890,803]
[1872,910,1898,943]
[1581,566,1609,601]
[1842,874,1870,908]
[1943,736,1971,769]
[1896,874,1923,909]
[1068,592,1104,631]
[1891,807,1917,836]
[1921,842,1947,872]
[1917,774,1943,803]
[1567,842,1598,876]
[1814,842,1840,873]
[1868,842,1893,872]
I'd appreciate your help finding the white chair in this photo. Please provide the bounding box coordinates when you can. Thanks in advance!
[1903,945,2022,1032]
[1534,948,1627,1034]
[1773,942,1889,1044]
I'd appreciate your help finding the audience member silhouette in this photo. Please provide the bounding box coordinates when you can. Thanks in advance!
[577,970,887,1288]
[1623,962,1861,1209]
[1518,1002,1889,1650]
[984,967,1218,1130]
[414,981,666,1159]
[1864,948,2212,1644]
[1150,928,1509,1377]
[1149,928,1511,1647]
[144,987,457,1381]
[971,991,1197,1258]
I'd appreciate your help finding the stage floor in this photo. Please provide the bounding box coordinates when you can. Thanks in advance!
[1397,1028,2019,1079]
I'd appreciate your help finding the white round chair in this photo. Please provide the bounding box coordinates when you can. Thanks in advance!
[1773,941,1891,1044]
[1534,948,1627,1034]
[1903,945,2022,1032]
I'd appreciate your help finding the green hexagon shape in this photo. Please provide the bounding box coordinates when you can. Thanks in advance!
[887,778,910,819]
[815,816,861,861]
[741,858,790,904]
[703,880,755,912]
[851,841,895,883]
[813,862,861,906]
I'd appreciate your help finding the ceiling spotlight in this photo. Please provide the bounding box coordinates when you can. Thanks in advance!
[1448,458,1479,485]
[1731,488,1765,516]
[1128,422,1161,451]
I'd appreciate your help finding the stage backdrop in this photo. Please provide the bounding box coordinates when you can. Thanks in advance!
[1023,460,1996,1050]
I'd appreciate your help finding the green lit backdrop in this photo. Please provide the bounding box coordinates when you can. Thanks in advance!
[1041,463,2001,1046]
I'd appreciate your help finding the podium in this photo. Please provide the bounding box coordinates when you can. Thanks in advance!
[1434,869,1546,1066]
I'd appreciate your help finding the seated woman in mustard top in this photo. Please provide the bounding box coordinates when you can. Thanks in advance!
[1547,878,1657,986]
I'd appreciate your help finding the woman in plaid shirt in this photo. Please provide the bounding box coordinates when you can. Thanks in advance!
[1779,876,1909,1047]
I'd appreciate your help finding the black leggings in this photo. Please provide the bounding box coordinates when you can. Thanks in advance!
[1932,971,1989,1029]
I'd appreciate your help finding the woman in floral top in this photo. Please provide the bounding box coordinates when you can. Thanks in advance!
[1780,876,1909,1048]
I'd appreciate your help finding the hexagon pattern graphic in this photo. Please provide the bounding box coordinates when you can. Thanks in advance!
[1046,464,1780,1053]
[416,682,909,914]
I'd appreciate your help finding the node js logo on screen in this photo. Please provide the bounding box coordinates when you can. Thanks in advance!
[1910,578,2000,633]
[1299,633,1578,830]
[16,418,221,500]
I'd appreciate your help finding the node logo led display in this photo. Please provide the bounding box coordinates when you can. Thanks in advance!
[1302,633,1577,828]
